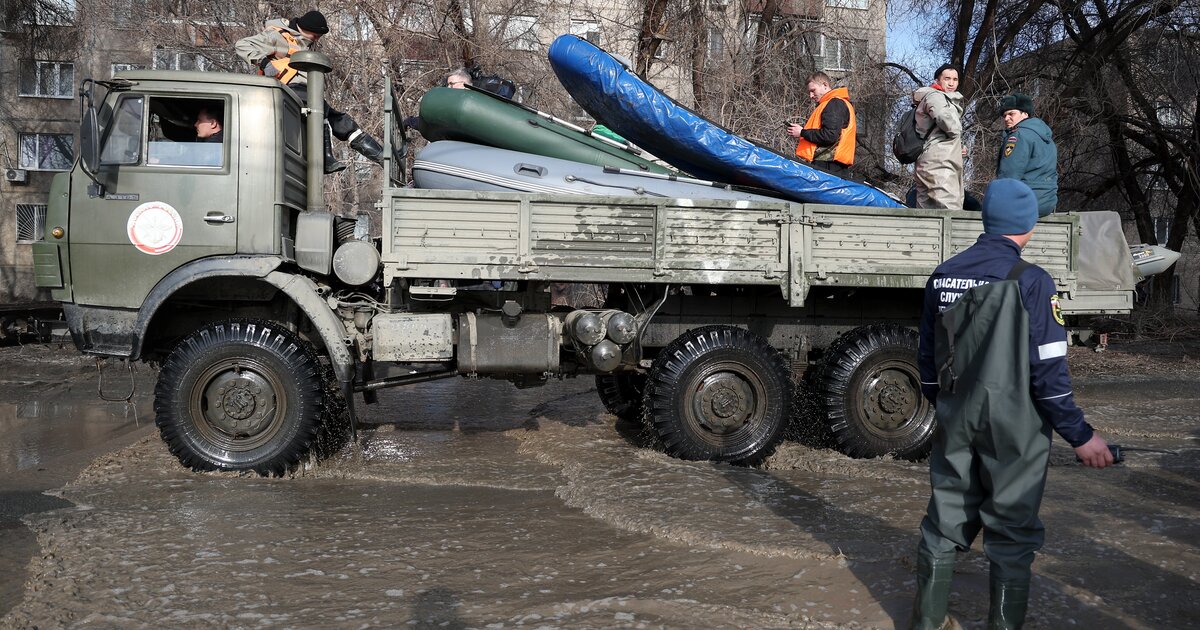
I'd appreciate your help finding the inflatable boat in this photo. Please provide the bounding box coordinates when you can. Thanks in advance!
[547,34,903,208]
[416,86,672,175]
[413,141,786,202]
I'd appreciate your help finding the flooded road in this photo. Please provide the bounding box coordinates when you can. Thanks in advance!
[1,343,1197,628]
[0,345,155,617]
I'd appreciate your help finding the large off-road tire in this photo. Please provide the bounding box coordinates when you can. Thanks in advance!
[309,365,353,461]
[595,373,648,422]
[154,319,326,475]
[817,324,934,460]
[643,326,792,465]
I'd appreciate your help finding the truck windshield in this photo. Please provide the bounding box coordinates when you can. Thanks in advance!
[100,95,144,165]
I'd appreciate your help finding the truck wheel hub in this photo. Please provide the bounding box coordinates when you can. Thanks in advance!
[697,374,752,432]
[863,369,916,431]
[204,370,276,436]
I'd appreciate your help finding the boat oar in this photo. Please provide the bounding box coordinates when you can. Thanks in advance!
[603,166,736,189]
[564,175,669,197]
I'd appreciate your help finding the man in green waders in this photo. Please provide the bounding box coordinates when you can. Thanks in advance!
[910,178,1114,629]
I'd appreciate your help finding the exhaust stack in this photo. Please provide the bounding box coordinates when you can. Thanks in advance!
[288,51,333,213]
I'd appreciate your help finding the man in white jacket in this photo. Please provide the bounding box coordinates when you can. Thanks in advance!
[913,64,965,209]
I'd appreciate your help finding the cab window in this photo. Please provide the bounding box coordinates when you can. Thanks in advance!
[145,96,226,168]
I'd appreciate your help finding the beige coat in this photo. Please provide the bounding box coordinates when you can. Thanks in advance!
[913,87,964,209]
[234,19,316,86]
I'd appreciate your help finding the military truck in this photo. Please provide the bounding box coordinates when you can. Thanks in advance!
[33,53,1143,474]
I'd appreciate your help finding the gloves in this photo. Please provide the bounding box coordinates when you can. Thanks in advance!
[258,57,281,78]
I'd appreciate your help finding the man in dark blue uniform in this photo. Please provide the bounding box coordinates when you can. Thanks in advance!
[910,178,1113,630]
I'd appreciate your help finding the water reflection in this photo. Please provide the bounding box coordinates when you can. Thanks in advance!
[0,400,147,474]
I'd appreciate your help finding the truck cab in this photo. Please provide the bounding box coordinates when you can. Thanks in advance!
[36,71,311,355]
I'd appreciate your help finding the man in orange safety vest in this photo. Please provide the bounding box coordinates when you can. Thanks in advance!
[787,71,856,177]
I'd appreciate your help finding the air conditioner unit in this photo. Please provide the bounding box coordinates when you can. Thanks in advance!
[5,168,29,185]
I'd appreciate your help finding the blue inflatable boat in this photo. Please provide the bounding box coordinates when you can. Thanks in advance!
[548,35,903,208]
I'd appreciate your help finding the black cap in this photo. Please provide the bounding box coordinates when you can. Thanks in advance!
[999,93,1035,117]
[294,10,329,35]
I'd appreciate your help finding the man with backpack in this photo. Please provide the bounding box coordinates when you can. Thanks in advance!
[911,64,965,209]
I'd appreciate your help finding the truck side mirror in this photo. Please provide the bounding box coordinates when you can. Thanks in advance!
[80,105,100,175]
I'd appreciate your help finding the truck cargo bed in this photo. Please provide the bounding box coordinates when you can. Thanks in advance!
[382,189,1101,311]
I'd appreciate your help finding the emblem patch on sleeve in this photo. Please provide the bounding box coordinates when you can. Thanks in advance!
[1003,142,1016,158]
[1050,295,1065,325]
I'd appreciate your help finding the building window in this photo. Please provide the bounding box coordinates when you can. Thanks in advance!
[707,27,725,62]
[19,61,74,98]
[19,133,74,171]
[826,0,869,9]
[111,63,145,77]
[819,36,864,71]
[30,0,76,26]
[153,49,216,71]
[16,204,47,244]
[1156,101,1183,128]
[489,14,538,51]
[1153,216,1172,244]
[339,12,376,40]
[112,0,148,27]
[570,19,600,45]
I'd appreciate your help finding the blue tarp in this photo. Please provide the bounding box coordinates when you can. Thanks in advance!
[548,35,904,208]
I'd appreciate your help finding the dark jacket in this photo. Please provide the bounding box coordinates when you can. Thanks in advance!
[800,98,850,148]
[996,118,1058,216]
[918,233,1093,447]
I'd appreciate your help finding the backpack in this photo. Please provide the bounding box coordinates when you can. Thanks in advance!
[892,94,929,164]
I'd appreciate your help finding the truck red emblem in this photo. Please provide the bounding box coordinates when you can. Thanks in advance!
[127,201,183,255]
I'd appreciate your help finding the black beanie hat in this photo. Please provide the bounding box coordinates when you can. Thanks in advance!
[294,10,329,35]
[999,93,1035,117]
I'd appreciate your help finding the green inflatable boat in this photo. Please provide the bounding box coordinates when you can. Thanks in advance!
[416,86,672,174]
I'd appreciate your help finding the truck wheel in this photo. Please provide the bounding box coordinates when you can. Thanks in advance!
[311,367,353,460]
[817,324,934,460]
[154,319,325,475]
[595,373,647,422]
[643,326,791,465]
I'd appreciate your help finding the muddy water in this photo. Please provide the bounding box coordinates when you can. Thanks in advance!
[2,349,1199,628]
[0,345,156,618]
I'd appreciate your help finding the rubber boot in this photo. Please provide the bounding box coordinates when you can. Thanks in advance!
[987,579,1029,630]
[349,130,386,166]
[324,125,347,174]
[910,554,961,630]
